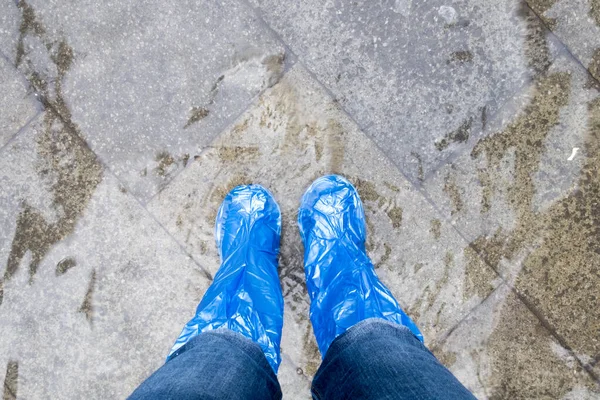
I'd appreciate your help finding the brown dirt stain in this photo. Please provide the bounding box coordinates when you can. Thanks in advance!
[302,324,321,377]
[262,53,285,88]
[326,119,345,174]
[386,205,403,229]
[1,112,103,305]
[435,117,472,151]
[443,174,464,215]
[55,257,77,276]
[411,152,425,182]
[447,51,473,64]
[3,360,18,400]
[463,243,497,299]
[430,219,442,240]
[484,292,594,398]
[376,243,392,269]
[518,3,552,75]
[184,107,209,128]
[433,348,457,368]
[15,0,45,67]
[352,177,380,203]
[78,269,96,324]
[155,151,175,177]
[590,0,600,27]
[526,0,560,29]
[587,48,600,85]
[217,146,259,162]
[2,3,103,307]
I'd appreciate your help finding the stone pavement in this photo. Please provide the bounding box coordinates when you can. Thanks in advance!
[0,0,599,398]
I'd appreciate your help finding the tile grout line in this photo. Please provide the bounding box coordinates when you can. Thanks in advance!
[524,0,600,88]
[428,282,506,352]
[418,184,600,384]
[0,110,43,156]
[246,1,600,384]
[101,164,215,282]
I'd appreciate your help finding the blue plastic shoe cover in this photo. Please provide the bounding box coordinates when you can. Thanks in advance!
[298,175,424,356]
[167,185,284,373]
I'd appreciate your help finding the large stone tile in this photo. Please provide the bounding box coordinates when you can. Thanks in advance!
[0,112,211,398]
[0,56,39,148]
[424,51,600,377]
[434,284,600,399]
[2,0,287,202]
[147,65,503,391]
[249,0,563,183]
[527,0,600,82]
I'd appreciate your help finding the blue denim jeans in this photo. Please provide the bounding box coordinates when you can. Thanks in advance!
[129,319,475,400]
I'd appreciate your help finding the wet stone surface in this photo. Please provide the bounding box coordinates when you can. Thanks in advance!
[2,0,600,398]
[434,284,600,399]
[527,0,600,82]
[0,116,211,398]
[147,65,506,395]
[249,0,564,183]
[423,50,600,381]
[1,0,287,202]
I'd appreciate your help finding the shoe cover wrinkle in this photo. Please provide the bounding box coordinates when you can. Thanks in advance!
[298,175,424,357]
[167,184,284,373]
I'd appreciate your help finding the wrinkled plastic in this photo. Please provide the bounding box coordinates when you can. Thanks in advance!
[298,175,424,356]
[167,185,284,373]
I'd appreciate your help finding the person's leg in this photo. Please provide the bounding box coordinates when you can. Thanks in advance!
[298,175,474,399]
[312,319,475,400]
[129,185,284,399]
[129,331,281,400]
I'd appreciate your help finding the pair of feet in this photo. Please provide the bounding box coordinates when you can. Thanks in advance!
[167,175,423,373]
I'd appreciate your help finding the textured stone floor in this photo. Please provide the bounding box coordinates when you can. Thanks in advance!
[1,0,599,398]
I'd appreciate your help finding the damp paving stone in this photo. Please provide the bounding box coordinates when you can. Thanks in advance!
[423,50,600,380]
[0,56,39,148]
[527,0,600,82]
[249,0,563,183]
[147,65,503,396]
[3,0,288,202]
[0,114,211,398]
[434,284,600,399]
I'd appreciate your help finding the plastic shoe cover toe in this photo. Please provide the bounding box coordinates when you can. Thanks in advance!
[167,185,284,373]
[298,175,423,356]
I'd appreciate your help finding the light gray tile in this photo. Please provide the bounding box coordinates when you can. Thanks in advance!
[433,284,600,399]
[147,65,502,388]
[0,56,39,148]
[250,0,563,182]
[3,0,287,202]
[0,113,211,398]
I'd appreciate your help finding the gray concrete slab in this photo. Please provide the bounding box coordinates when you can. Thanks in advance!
[1,0,599,397]
[527,0,600,82]
[0,56,39,149]
[146,65,503,396]
[0,112,211,398]
[249,0,564,183]
[2,0,287,203]
[434,284,600,399]
[423,50,600,380]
